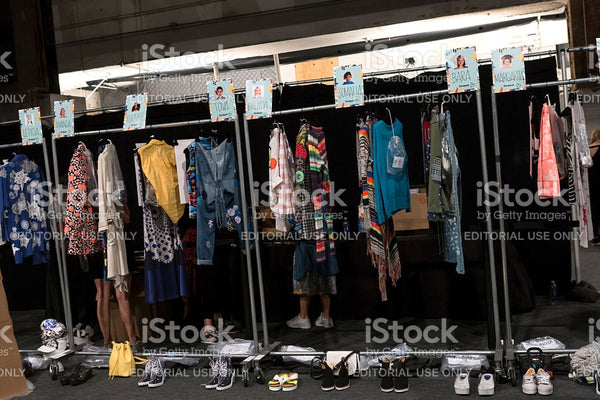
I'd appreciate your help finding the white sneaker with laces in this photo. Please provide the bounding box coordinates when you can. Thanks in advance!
[478,373,494,396]
[536,369,553,396]
[315,315,334,328]
[522,367,537,395]
[286,315,311,329]
[454,372,470,395]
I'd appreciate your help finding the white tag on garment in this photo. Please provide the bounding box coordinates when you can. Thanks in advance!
[392,156,405,169]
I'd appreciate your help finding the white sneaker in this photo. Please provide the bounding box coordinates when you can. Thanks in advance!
[315,314,334,328]
[286,315,311,329]
[454,372,470,395]
[522,367,537,395]
[478,373,494,396]
[536,369,553,396]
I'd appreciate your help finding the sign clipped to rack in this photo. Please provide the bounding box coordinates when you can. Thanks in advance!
[18,107,42,145]
[491,47,526,93]
[53,100,75,137]
[208,79,236,122]
[123,93,148,131]
[445,47,480,93]
[334,65,364,108]
[245,79,273,119]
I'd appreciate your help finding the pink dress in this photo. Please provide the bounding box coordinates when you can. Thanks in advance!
[537,104,560,198]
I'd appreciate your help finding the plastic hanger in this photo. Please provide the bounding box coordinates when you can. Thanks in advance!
[385,108,396,136]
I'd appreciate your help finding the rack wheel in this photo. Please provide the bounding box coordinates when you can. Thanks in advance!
[49,363,58,381]
[508,367,517,387]
[242,369,249,387]
[255,367,265,385]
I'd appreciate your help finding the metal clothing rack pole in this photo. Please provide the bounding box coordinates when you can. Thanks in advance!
[243,87,499,354]
[0,139,75,350]
[489,75,600,378]
[50,117,261,354]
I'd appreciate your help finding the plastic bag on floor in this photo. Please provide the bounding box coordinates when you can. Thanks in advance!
[441,354,489,372]
[360,343,413,371]
[80,344,111,369]
[517,336,566,351]
[22,354,50,370]
[570,340,600,378]
[280,345,319,366]
[207,339,258,355]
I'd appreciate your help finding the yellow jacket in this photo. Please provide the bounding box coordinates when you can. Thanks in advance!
[138,140,185,223]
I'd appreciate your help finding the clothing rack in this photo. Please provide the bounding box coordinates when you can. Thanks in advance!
[243,87,501,356]
[489,74,600,383]
[0,139,74,354]
[49,117,262,354]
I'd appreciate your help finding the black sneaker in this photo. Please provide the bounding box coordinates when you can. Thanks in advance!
[59,366,77,386]
[139,358,158,387]
[321,361,335,391]
[70,366,93,386]
[334,358,350,391]
[380,358,394,392]
[216,356,234,391]
[205,357,221,389]
[393,358,409,393]
[147,358,165,388]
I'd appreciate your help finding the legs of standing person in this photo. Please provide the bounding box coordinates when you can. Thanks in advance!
[319,293,330,319]
[299,295,311,319]
[94,278,111,345]
[113,274,136,343]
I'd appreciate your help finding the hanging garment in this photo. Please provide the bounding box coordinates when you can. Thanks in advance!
[293,124,315,239]
[372,119,411,223]
[97,141,129,291]
[356,119,371,239]
[0,154,50,264]
[529,96,541,177]
[440,111,465,274]
[182,227,198,296]
[307,125,336,261]
[64,143,102,256]
[427,110,444,220]
[175,139,194,205]
[570,101,594,247]
[194,139,247,265]
[138,139,185,224]
[268,126,295,231]
[360,118,401,302]
[538,104,561,198]
[138,155,189,304]
[185,137,212,220]
[548,105,567,180]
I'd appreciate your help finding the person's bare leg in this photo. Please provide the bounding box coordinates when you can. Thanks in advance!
[299,295,311,319]
[182,295,190,319]
[319,294,331,319]
[114,280,136,343]
[94,279,111,345]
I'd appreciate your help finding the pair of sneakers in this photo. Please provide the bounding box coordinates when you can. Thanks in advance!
[286,314,334,330]
[522,367,553,395]
[454,371,494,396]
[138,358,165,388]
[205,356,235,391]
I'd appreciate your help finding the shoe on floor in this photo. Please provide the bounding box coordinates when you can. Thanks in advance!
[216,356,234,391]
[477,373,494,396]
[379,358,394,392]
[454,372,470,395]
[393,358,409,393]
[321,362,335,391]
[139,359,157,387]
[536,368,553,396]
[286,315,311,329]
[204,357,222,389]
[201,326,219,344]
[334,358,350,391]
[522,367,537,395]
[315,314,334,329]
[147,358,165,388]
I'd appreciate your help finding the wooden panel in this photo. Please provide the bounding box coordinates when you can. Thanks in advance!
[294,57,339,85]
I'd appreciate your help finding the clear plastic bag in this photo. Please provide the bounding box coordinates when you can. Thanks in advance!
[206,339,258,356]
[80,344,112,369]
[22,354,51,370]
[359,344,413,371]
[386,136,407,177]
[517,336,566,351]
[441,354,489,372]
[280,345,319,365]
